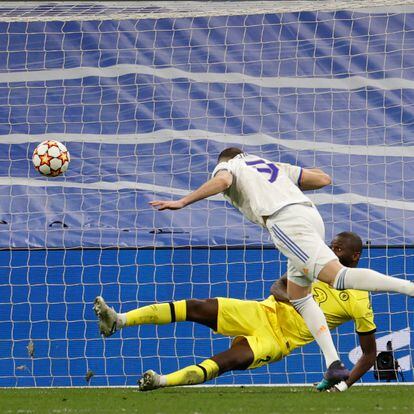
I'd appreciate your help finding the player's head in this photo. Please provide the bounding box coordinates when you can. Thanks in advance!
[218,147,243,163]
[330,231,363,268]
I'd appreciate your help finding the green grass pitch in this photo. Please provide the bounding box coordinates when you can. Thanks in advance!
[1,386,413,414]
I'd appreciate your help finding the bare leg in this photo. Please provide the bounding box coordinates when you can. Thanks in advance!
[287,280,311,299]
[186,298,218,331]
[211,337,254,374]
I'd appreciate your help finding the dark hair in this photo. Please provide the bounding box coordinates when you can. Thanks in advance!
[218,147,243,162]
[336,231,363,253]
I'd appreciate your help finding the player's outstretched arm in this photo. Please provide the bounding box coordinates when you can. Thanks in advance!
[317,332,376,392]
[345,332,376,388]
[299,168,331,191]
[150,170,233,211]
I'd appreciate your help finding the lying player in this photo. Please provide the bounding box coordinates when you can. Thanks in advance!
[94,231,376,392]
[150,148,413,383]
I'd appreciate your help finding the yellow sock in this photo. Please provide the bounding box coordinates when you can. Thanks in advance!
[124,300,186,327]
[163,359,219,387]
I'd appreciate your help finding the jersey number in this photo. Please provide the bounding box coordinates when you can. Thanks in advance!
[245,159,279,183]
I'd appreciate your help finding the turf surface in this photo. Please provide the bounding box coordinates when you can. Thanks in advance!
[1,386,413,414]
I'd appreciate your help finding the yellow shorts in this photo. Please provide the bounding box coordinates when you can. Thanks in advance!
[216,297,285,369]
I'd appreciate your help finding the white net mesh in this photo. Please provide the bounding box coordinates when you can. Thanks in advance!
[0,1,413,386]
[1,1,413,21]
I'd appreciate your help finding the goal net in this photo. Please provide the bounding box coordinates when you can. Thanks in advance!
[0,1,413,386]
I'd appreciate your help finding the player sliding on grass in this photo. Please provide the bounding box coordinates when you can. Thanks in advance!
[149,148,414,385]
[94,232,377,392]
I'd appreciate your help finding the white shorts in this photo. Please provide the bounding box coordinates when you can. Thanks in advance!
[266,203,337,287]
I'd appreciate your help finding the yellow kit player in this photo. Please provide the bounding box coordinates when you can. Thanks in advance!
[94,232,376,392]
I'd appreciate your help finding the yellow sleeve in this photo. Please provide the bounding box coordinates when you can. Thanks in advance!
[347,290,376,334]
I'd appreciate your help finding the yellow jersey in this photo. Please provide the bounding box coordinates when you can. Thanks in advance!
[260,280,376,352]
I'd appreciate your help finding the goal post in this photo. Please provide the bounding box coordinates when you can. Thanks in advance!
[0,1,413,386]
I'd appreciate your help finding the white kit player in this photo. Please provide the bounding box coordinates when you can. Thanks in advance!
[150,147,414,385]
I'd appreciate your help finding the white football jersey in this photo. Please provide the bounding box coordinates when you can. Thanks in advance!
[212,153,313,226]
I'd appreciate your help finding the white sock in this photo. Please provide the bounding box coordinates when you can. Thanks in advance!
[334,267,414,296]
[290,294,339,367]
[117,313,127,329]
[159,375,167,387]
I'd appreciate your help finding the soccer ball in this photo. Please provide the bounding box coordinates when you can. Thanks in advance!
[32,140,70,177]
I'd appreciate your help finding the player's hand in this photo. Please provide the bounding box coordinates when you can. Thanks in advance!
[149,199,185,211]
[327,381,348,392]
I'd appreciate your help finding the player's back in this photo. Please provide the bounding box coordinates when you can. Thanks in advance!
[261,280,375,351]
[212,153,312,226]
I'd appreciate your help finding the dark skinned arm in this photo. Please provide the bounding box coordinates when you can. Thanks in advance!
[345,332,377,387]
[325,331,377,391]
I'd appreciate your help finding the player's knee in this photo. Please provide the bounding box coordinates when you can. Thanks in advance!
[218,352,252,373]
[232,353,253,371]
[228,339,254,371]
